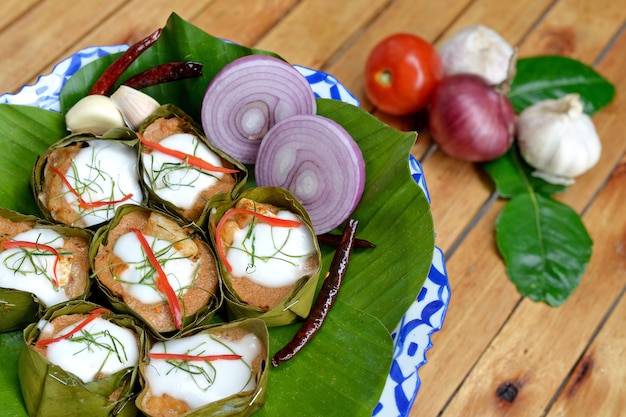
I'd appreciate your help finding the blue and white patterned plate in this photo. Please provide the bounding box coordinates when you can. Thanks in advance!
[0,45,450,417]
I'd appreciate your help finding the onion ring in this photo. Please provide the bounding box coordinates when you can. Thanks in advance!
[201,55,316,164]
[255,114,365,234]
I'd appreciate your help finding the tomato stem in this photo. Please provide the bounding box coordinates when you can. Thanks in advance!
[376,68,393,88]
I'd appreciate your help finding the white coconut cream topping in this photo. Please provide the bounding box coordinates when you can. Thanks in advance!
[113,231,199,304]
[0,227,70,307]
[62,139,143,227]
[142,133,225,209]
[146,331,262,409]
[227,210,316,287]
[44,316,139,383]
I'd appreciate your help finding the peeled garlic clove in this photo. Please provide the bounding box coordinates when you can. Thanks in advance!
[438,24,515,85]
[517,94,601,185]
[110,85,161,130]
[65,94,126,135]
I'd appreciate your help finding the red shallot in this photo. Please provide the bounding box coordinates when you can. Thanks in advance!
[255,114,365,235]
[428,73,516,162]
[201,55,317,164]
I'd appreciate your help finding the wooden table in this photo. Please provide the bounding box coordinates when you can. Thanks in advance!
[1,1,624,416]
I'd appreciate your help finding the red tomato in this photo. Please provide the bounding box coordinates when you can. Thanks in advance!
[364,33,444,116]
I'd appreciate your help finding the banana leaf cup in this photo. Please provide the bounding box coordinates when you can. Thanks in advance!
[0,208,92,332]
[136,318,269,417]
[206,187,322,327]
[90,205,222,338]
[18,300,145,417]
[138,104,248,227]
[31,127,146,229]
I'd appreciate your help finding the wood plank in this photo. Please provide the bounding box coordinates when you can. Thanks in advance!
[34,1,210,83]
[0,0,127,94]
[322,0,472,115]
[253,0,390,69]
[193,0,300,47]
[440,149,626,416]
[519,0,626,62]
[429,4,626,416]
[410,0,626,414]
[547,264,626,416]
[0,0,39,32]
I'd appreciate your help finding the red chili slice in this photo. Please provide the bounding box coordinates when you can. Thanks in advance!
[131,228,183,329]
[214,208,302,273]
[49,165,134,209]
[35,307,110,346]
[89,28,163,96]
[2,240,61,288]
[138,133,238,174]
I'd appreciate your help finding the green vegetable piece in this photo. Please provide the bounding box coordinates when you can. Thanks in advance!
[207,186,323,327]
[0,208,93,332]
[18,301,145,417]
[508,55,616,115]
[495,192,592,306]
[0,14,435,416]
[138,104,248,227]
[0,105,66,216]
[136,318,269,417]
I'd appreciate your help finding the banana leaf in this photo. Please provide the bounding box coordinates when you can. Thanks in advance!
[205,186,322,327]
[18,300,145,417]
[31,128,145,229]
[90,205,222,338]
[136,318,269,417]
[138,104,248,226]
[0,208,93,332]
[0,13,434,416]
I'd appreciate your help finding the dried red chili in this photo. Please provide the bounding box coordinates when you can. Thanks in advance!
[123,61,203,90]
[271,218,358,367]
[317,232,375,249]
[89,28,162,96]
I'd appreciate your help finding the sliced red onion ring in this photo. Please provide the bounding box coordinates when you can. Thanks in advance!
[255,114,365,235]
[201,55,317,164]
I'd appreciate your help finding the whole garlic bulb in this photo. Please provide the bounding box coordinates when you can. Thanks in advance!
[438,24,515,85]
[517,94,601,185]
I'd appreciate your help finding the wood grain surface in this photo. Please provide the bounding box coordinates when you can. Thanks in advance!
[0,1,624,416]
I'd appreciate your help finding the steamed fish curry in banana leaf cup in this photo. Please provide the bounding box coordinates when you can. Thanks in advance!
[91,205,221,336]
[0,208,92,332]
[138,104,247,225]
[137,318,269,417]
[32,128,144,229]
[207,187,322,327]
[18,301,144,417]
